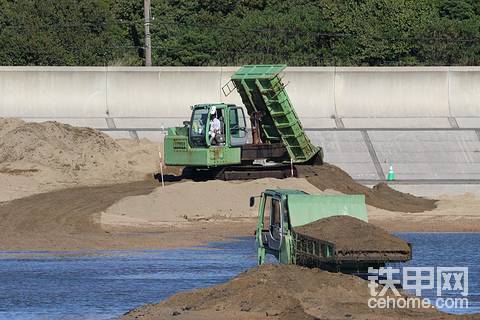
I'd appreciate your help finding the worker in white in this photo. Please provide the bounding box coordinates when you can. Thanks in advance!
[209,106,221,145]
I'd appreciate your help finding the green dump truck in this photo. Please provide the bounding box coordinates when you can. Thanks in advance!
[163,65,322,180]
[252,189,412,273]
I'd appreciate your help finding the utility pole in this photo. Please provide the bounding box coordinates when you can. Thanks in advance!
[144,0,152,66]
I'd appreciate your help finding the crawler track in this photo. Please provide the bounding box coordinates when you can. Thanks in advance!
[175,164,296,181]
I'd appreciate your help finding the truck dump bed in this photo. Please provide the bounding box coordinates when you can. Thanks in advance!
[230,65,320,163]
[292,216,411,271]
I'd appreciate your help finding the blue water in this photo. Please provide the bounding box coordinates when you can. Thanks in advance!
[0,239,259,320]
[0,233,478,319]
[390,233,480,314]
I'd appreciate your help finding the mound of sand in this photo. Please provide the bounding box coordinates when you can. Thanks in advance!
[0,118,163,201]
[368,192,480,232]
[0,118,120,168]
[123,264,461,320]
[295,216,410,255]
[297,163,437,213]
[102,178,326,226]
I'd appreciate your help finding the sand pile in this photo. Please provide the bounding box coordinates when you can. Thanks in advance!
[0,118,162,200]
[295,216,410,257]
[368,192,480,232]
[123,264,460,320]
[102,178,325,226]
[297,163,437,212]
[0,118,120,168]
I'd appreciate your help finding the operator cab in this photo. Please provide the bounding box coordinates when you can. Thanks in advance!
[188,104,247,148]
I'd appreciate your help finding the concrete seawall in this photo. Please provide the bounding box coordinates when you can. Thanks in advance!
[1,66,479,181]
[1,66,480,129]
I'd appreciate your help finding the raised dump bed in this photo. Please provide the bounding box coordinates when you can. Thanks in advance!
[231,64,320,163]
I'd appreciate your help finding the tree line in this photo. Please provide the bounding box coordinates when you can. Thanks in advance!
[0,0,479,66]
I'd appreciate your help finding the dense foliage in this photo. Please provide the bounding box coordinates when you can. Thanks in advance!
[0,0,479,66]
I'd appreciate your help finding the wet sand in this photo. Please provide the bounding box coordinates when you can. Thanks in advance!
[122,264,477,320]
[0,179,479,251]
[0,179,256,251]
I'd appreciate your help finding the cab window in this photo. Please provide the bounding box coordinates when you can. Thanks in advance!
[229,107,246,138]
[190,108,208,147]
[271,199,281,240]
[263,195,272,229]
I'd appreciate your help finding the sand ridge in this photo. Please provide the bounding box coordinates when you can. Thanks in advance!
[102,178,327,226]
[0,179,258,251]
[297,163,438,213]
[368,192,480,232]
[122,264,473,320]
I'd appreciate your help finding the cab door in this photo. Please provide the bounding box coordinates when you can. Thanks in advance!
[261,195,282,251]
[228,107,248,146]
[268,197,283,251]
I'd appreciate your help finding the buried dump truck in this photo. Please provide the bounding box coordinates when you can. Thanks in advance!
[252,189,411,273]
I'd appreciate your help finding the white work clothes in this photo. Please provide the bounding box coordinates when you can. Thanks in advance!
[210,118,221,133]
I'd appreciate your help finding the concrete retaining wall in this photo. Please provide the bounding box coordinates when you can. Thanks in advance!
[335,67,450,118]
[1,66,480,181]
[1,66,479,129]
[98,128,480,181]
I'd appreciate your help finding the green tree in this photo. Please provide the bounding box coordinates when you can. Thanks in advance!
[0,0,479,66]
[0,0,133,65]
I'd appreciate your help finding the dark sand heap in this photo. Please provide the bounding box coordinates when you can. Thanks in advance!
[295,216,411,258]
[123,264,471,320]
[297,163,437,213]
[0,180,157,250]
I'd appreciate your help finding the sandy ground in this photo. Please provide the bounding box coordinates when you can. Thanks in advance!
[0,137,161,202]
[0,138,158,202]
[102,178,324,226]
[101,178,480,235]
[123,264,476,320]
[1,177,479,252]
[368,193,480,232]
[0,118,167,202]
[297,164,437,213]
[0,179,257,251]
[1,118,479,252]
[0,177,327,251]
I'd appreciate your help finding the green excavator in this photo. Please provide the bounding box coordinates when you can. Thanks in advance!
[163,64,322,180]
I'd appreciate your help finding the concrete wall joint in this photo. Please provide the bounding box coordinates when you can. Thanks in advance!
[360,130,385,180]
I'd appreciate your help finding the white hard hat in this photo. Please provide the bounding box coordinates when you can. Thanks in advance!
[210,106,216,115]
